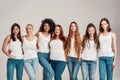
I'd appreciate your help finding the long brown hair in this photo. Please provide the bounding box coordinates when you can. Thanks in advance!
[82,23,100,50]
[52,24,66,48]
[65,21,82,60]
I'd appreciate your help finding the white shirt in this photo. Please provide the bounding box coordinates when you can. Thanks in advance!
[38,32,50,53]
[98,32,114,57]
[50,39,66,61]
[23,37,37,60]
[69,38,77,57]
[8,39,23,59]
[81,40,97,61]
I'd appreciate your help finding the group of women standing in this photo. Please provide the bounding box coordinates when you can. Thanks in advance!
[2,18,117,80]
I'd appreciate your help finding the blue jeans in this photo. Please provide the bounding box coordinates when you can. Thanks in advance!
[99,57,114,80]
[67,57,81,80]
[38,52,54,80]
[51,60,66,80]
[24,58,38,80]
[81,59,97,80]
[7,58,23,80]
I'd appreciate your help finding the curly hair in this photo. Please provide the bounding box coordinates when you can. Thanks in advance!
[39,18,56,34]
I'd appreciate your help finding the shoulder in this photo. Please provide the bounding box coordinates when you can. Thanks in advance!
[35,32,41,37]
[35,36,38,41]
[6,35,11,40]
[21,35,26,42]
[3,35,11,44]
[80,35,85,41]
[98,33,101,37]
[111,32,116,38]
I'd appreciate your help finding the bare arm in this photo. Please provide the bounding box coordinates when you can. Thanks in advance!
[2,35,16,58]
[35,32,40,38]
[35,36,39,50]
[112,32,117,68]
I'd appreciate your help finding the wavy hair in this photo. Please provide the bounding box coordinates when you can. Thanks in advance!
[65,21,82,60]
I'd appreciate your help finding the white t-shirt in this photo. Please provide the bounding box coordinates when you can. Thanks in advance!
[23,37,37,60]
[38,32,50,53]
[50,39,66,61]
[81,40,97,61]
[8,39,23,59]
[98,32,114,57]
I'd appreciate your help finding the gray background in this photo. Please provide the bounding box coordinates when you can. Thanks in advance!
[0,0,119,80]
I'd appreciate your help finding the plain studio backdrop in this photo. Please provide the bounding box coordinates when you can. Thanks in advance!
[0,0,120,80]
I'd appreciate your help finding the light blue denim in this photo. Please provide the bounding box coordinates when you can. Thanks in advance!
[67,57,81,80]
[99,57,114,80]
[81,59,97,80]
[24,58,39,80]
[37,52,54,80]
[51,60,66,80]
[7,58,23,80]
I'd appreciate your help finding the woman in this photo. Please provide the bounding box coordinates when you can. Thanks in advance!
[22,24,39,80]
[2,23,23,80]
[98,18,117,80]
[65,21,82,80]
[81,23,100,80]
[49,25,66,80]
[36,18,56,80]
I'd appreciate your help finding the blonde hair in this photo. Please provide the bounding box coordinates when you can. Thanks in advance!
[65,21,82,60]
[26,24,34,29]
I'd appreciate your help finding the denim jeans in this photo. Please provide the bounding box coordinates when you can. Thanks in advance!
[67,57,81,80]
[81,59,97,80]
[99,57,114,80]
[24,58,38,80]
[7,58,23,80]
[37,52,54,80]
[51,60,66,80]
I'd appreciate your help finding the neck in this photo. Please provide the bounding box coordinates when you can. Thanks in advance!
[27,34,33,37]
[14,35,17,39]
[56,35,60,39]
[103,30,108,33]
[43,31,49,34]
[72,32,75,38]
[89,36,94,40]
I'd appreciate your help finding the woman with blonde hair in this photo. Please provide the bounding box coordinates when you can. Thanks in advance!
[22,24,39,80]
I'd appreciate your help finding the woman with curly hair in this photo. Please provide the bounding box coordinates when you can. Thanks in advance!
[36,18,56,80]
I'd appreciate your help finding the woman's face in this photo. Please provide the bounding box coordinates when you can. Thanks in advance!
[26,25,33,35]
[70,23,77,32]
[88,27,95,37]
[13,26,20,35]
[101,20,109,31]
[55,26,61,36]
[43,23,50,32]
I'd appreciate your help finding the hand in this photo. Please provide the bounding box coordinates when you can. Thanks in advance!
[8,49,16,58]
[112,60,116,69]
[9,54,16,59]
[8,49,12,54]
